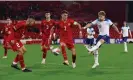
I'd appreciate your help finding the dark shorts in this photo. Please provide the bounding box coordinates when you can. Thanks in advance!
[122,37,128,42]
[84,38,94,46]
[96,35,110,44]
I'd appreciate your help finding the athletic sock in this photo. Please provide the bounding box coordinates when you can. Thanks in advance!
[4,48,7,56]
[61,45,68,61]
[19,55,25,69]
[94,50,99,64]
[72,54,76,63]
[13,54,19,64]
[124,42,128,51]
[42,48,47,59]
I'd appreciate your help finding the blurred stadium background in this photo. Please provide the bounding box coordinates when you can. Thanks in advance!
[0,1,133,44]
[0,1,133,80]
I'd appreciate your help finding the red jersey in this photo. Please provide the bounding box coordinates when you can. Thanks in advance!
[3,24,14,38]
[40,19,55,39]
[57,19,75,42]
[13,21,27,40]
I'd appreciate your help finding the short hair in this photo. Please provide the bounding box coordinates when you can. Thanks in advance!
[28,15,35,19]
[45,11,51,14]
[98,11,106,16]
[61,10,69,14]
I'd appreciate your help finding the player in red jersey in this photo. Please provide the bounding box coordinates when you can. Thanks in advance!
[56,10,82,68]
[9,16,35,72]
[40,11,57,64]
[2,18,13,58]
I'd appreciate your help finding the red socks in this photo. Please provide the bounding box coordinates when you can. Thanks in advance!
[61,45,68,61]
[72,54,76,63]
[19,55,25,69]
[13,54,19,63]
[4,48,7,56]
[42,48,47,59]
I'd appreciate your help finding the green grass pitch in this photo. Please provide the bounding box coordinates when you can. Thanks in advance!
[0,44,133,80]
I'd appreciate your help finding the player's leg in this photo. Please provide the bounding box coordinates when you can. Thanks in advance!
[87,35,105,53]
[71,48,76,68]
[41,44,48,64]
[22,46,27,53]
[3,47,8,58]
[123,37,128,52]
[60,42,69,65]
[18,46,32,72]
[67,42,76,68]
[3,40,8,58]
[11,41,31,72]
[92,49,99,68]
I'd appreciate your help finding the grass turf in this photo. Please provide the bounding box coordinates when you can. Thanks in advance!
[0,44,133,80]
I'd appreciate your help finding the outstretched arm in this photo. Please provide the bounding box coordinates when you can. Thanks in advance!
[129,30,132,38]
[83,23,93,29]
[112,24,121,34]
[73,22,82,38]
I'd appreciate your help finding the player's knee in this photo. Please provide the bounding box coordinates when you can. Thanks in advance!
[23,49,27,53]
[71,48,76,55]
[60,42,66,46]
[18,50,24,55]
[100,39,105,44]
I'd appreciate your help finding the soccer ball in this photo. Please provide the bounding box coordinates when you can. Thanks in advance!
[52,47,60,56]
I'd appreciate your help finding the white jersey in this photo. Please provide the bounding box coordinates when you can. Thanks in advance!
[121,26,130,37]
[87,27,95,39]
[92,19,113,36]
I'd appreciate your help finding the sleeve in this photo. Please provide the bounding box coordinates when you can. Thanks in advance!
[14,22,24,30]
[128,26,130,30]
[91,19,98,25]
[108,19,113,26]
[70,19,78,25]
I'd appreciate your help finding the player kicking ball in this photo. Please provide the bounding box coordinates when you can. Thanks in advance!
[40,11,60,64]
[121,21,132,52]
[83,11,121,68]
[56,10,82,68]
[8,16,35,72]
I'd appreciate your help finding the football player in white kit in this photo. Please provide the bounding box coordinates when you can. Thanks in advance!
[84,22,95,48]
[83,11,121,68]
[121,21,132,52]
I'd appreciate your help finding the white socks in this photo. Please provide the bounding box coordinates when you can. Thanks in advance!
[94,50,99,64]
[13,62,17,65]
[124,42,128,52]
[89,41,102,52]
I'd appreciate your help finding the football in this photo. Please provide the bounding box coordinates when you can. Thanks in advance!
[52,47,60,56]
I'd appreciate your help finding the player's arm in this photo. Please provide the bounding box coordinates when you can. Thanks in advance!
[83,23,93,29]
[120,29,123,38]
[73,21,82,38]
[49,26,55,39]
[129,29,132,38]
[39,21,43,35]
[83,20,97,29]
[13,22,23,31]
[112,24,121,34]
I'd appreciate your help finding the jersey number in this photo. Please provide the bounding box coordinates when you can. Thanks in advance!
[16,43,20,47]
